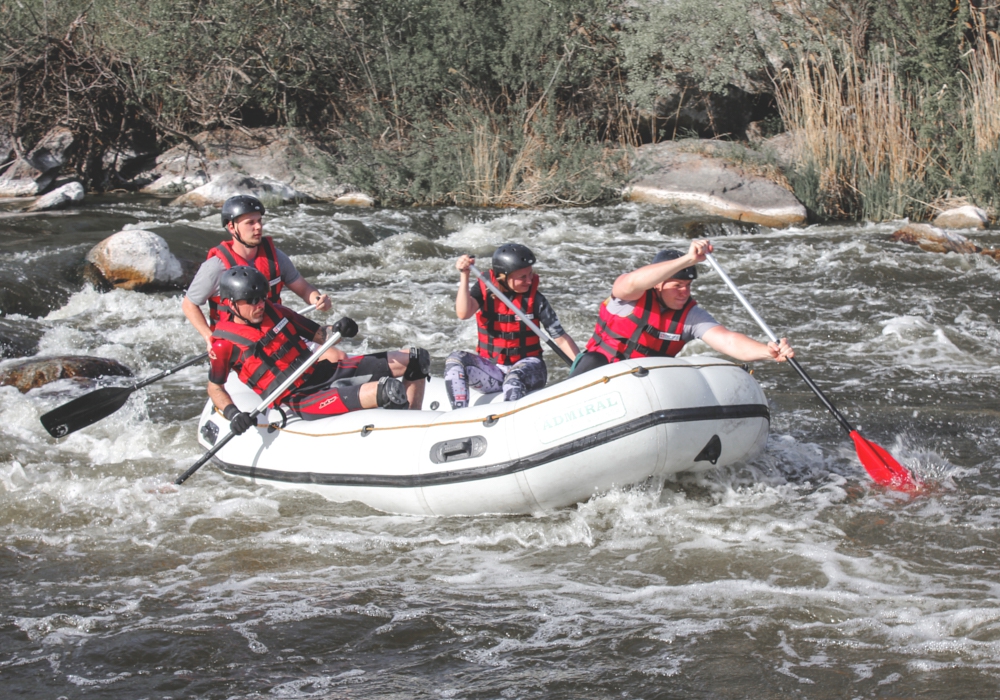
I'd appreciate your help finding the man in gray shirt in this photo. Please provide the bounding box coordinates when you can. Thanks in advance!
[572,239,793,375]
[182,195,332,352]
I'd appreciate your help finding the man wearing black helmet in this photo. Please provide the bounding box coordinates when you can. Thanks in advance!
[182,194,333,352]
[571,239,793,376]
[206,267,428,434]
[445,244,579,408]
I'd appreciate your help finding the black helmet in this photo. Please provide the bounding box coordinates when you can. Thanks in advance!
[219,266,269,304]
[221,195,265,228]
[652,249,697,280]
[492,243,536,276]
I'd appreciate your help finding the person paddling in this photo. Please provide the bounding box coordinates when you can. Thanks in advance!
[208,267,431,433]
[182,194,333,352]
[446,244,579,408]
[570,239,794,375]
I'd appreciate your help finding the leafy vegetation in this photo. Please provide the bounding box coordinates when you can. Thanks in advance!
[3,0,1000,218]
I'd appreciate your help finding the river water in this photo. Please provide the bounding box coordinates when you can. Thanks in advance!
[1,198,999,698]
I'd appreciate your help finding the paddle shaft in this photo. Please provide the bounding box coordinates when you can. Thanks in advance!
[705,253,856,436]
[40,303,323,438]
[468,264,573,366]
[174,329,343,485]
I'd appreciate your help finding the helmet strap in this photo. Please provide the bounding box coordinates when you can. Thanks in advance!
[226,299,257,326]
[228,221,258,251]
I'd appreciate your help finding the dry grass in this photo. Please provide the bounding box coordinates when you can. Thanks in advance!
[774,43,930,218]
[964,22,1000,155]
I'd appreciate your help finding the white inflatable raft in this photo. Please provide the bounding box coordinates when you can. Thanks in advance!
[195,357,770,515]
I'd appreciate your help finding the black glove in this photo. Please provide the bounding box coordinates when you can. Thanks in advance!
[331,317,359,339]
[223,404,255,435]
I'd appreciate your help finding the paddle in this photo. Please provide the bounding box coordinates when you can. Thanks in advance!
[40,303,320,438]
[468,263,573,366]
[174,328,344,485]
[704,253,920,492]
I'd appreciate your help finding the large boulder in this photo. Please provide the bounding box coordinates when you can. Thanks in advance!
[932,206,989,230]
[624,141,807,228]
[84,229,193,291]
[137,128,373,204]
[0,355,132,393]
[26,181,84,212]
[169,173,306,207]
[0,127,76,197]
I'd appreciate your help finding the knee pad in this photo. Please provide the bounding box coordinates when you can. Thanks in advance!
[376,377,409,410]
[403,346,431,381]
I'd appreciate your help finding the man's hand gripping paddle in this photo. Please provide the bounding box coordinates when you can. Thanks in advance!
[706,253,920,492]
[173,324,346,485]
[468,263,573,366]
[40,303,322,439]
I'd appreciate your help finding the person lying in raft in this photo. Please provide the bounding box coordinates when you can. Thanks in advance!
[207,267,431,435]
[570,239,794,376]
[446,244,580,408]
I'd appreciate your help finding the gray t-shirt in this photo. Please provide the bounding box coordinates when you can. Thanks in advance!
[185,249,301,305]
[602,296,720,341]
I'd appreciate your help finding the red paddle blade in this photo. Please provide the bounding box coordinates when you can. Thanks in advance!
[849,430,920,492]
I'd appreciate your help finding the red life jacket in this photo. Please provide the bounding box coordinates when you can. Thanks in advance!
[476,271,542,366]
[211,301,312,404]
[585,290,697,361]
[206,236,284,328]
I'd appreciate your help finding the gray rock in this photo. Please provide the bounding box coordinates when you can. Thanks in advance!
[0,127,76,196]
[136,128,372,203]
[624,141,807,228]
[84,229,191,291]
[0,355,132,393]
[932,206,989,230]
[26,181,84,212]
[169,173,307,207]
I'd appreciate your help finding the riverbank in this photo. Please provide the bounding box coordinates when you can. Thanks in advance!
[5,2,1000,223]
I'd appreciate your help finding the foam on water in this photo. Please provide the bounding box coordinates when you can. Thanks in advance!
[4,205,1000,696]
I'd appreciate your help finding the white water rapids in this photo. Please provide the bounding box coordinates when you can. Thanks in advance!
[1,200,999,698]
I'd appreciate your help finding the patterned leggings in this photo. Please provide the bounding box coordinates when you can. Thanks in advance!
[444,350,547,409]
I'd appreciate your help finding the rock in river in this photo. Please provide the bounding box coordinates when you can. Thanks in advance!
[0,355,132,393]
[84,229,194,291]
[891,224,980,254]
[932,206,989,230]
[624,141,807,229]
[26,181,85,212]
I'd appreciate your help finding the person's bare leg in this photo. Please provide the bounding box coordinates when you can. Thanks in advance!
[404,378,424,410]
[387,348,425,409]
[358,381,378,408]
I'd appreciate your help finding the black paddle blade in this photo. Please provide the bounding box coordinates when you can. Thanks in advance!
[40,386,136,438]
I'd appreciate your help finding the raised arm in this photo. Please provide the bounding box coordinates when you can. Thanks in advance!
[455,254,481,319]
[611,239,713,301]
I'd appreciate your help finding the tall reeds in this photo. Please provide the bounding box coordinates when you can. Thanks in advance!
[773,44,930,220]
[965,24,1000,155]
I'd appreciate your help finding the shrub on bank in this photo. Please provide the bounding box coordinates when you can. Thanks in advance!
[4,0,1000,218]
